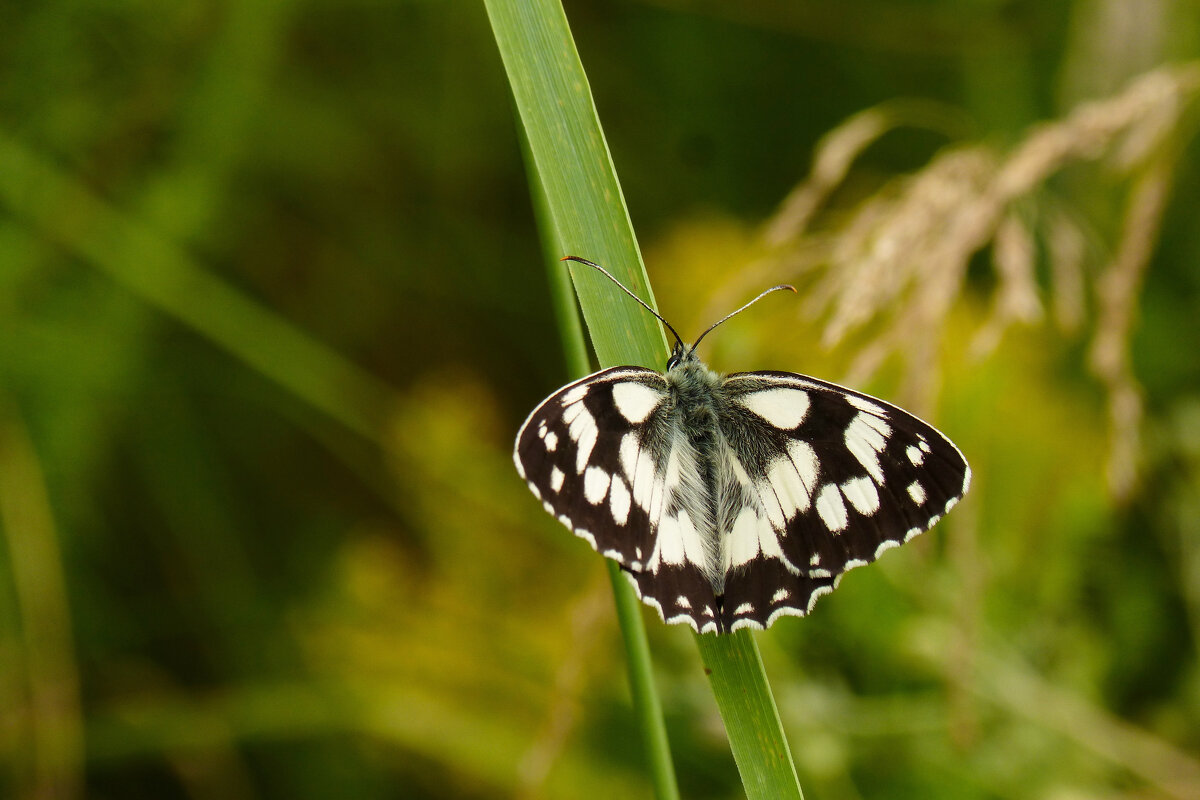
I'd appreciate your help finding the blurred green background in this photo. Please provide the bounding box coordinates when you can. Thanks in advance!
[2,1,1199,798]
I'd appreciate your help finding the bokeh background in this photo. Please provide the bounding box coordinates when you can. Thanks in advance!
[3,1,1200,798]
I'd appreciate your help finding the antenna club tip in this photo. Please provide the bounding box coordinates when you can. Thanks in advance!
[783,285,797,293]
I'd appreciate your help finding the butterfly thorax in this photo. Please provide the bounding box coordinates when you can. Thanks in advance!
[663,353,728,590]
[664,355,721,432]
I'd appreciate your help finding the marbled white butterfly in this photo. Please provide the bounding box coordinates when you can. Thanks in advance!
[515,257,970,634]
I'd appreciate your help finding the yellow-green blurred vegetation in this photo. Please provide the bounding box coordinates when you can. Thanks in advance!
[2,1,1200,798]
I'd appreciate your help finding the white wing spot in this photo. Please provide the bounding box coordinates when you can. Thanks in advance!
[564,399,599,473]
[537,423,547,438]
[845,413,887,483]
[619,431,638,477]
[757,513,784,560]
[944,496,959,513]
[840,476,880,515]
[676,510,707,567]
[815,483,849,532]
[788,440,820,498]
[550,467,565,493]
[767,456,810,519]
[726,507,763,569]
[757,478,786,529]
[527,481,542,501]
[654,510,708,571]
[702,606,715,617]
[861,412,891,438]
[904,527,922,541]
[574,421,598,474]
[620,432,656,512]
[847,394,886,416]
[676,595,691,609]
[734,602,755,615]
[874,540,900,558]
[561,399,584,425]
[907,481,927,505]
[544,431,558,451]
[544,501,556,516]
[612,382,661,424]
[771,588,790,603]
[561,384,589,405]
[918,437,932,453]
[584,466,611,504]
[737,388,810,429]
[906,444,924,465]
[609,475,631,524]
[653,515,680,568]
[602,548,623,563]
[809,554,821,566]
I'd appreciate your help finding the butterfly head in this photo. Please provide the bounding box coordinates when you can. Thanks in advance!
[667,339,705,371]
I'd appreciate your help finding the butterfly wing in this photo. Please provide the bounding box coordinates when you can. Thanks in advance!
[714,371,971,631]
[514,367,725,632]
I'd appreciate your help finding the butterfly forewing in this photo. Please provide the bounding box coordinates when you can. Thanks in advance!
[515,367,665,569]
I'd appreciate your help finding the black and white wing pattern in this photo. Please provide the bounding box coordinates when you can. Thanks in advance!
[710,371,970,632]
[514,366,723,631]
[515,363,970,634]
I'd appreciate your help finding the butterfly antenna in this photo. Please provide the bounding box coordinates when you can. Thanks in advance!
[560,256,685,348]
[690,284,797,351]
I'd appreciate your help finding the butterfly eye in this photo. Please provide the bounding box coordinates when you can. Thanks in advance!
[666,342,686,370]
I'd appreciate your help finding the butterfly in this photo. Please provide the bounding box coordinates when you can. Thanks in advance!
[514,256,970,634]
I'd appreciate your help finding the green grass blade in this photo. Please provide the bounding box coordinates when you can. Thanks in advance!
[484,0,665,371]
[516,54,681,800]
[486,2,805,798]
[523,131,679,796]
[698,633,804,799]
[0,133,394,442]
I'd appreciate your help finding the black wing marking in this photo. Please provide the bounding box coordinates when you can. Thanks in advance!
[515,367,663,568]
[714,371,971,631]
[515,367,725,632]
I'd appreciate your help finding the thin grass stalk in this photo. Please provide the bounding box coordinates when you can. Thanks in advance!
[523,130,679,799]
[486,1,804,797]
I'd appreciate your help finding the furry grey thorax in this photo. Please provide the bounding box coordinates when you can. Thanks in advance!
[662,344,738,592]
